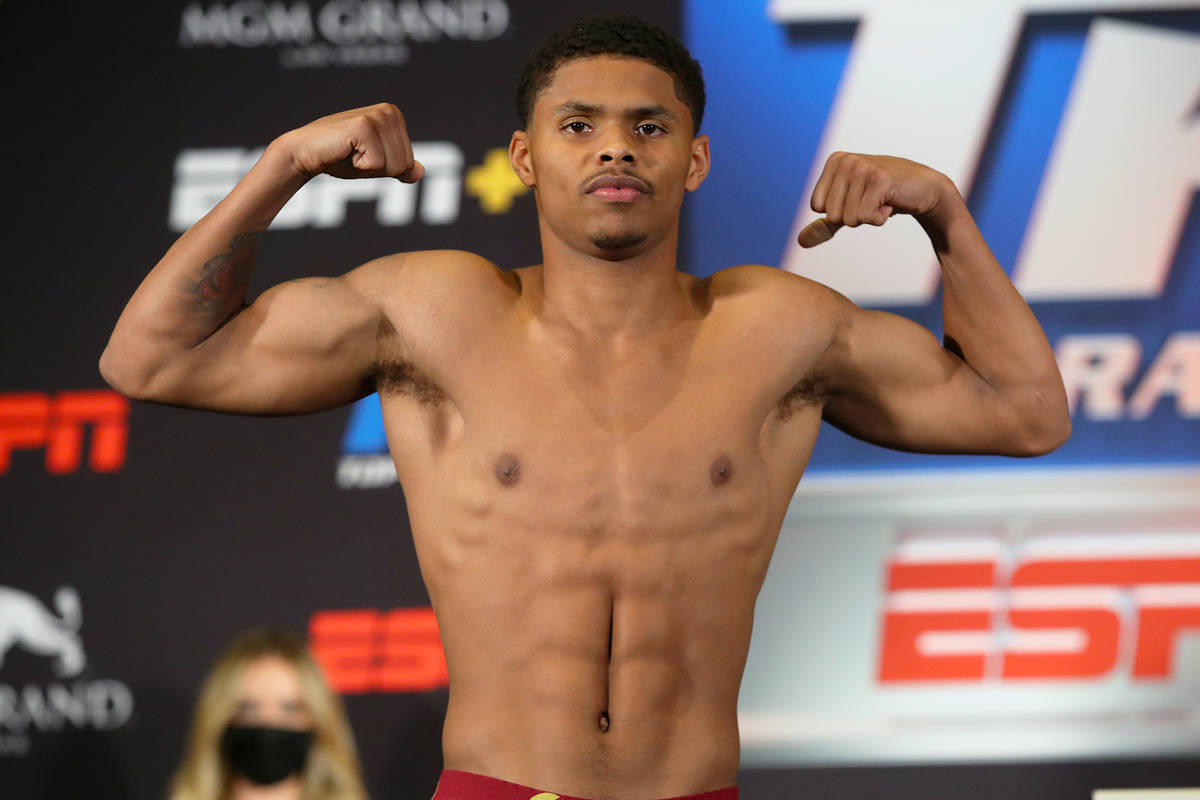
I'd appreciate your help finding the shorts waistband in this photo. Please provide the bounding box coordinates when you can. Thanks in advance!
[432,769,738,800]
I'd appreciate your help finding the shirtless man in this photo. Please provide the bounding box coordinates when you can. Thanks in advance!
[100,15,1070,800]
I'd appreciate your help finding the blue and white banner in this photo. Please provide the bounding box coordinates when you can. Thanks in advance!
[683,2,1200,768]
[684,2,1200,472]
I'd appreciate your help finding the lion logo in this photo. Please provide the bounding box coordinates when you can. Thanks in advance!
[0,585,85,677]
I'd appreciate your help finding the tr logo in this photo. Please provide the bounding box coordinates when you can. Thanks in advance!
[771,5,1200,305]
[309,607,447,693]
[0,586,85,678]
[0,390,130,476]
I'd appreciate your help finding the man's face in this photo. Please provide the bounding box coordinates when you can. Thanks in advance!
[510,56,709,260]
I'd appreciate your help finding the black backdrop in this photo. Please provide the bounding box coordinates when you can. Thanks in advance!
[2,1,1199,798]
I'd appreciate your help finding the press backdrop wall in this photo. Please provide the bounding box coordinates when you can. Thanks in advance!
[1,2,1198,799]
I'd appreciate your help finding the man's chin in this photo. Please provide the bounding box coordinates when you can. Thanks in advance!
[590,232,648,251]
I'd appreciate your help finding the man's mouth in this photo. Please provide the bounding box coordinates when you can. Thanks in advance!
[585,174,651,202]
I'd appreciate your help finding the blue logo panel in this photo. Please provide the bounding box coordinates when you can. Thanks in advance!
[683,5,1200,471]
[341,392,388,454]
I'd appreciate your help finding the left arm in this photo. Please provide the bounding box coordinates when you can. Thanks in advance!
[801,153,1070,456]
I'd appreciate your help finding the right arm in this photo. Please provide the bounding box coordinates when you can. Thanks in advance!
[100,103,426,414]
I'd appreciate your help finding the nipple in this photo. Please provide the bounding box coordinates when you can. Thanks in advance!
[494,453,521,487]
[598,711,610,732]
[710,455,733,486]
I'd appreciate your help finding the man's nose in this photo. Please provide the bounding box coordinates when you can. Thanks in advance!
[597,130,635,164]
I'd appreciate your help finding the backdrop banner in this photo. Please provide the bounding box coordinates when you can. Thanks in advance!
[682,0,1200,771]
[2,1,1198,798]
[0,3,676,798]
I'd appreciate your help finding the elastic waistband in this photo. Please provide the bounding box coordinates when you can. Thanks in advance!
[432,769,738,800]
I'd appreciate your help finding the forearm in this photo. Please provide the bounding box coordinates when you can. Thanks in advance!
[919,181,1070,447]
[101,138,307,392]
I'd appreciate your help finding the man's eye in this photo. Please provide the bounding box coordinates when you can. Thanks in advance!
[637,123,664,135]
[564,121,590,133]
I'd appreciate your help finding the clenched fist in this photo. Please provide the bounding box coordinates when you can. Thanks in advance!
[273,103,425,183]
[797,152,954,248]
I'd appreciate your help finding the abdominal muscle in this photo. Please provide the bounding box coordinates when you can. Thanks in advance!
[379,281,824,795]
[402,443,783,798]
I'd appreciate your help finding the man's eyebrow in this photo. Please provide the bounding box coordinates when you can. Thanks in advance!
[555,101,603,116]
[631,105,677,120]
[553,102,678,120]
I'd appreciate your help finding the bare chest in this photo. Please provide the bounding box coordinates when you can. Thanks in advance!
[389,341,787,520]
[378,317,823,544]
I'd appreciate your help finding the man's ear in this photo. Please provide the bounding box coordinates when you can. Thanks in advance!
[509,130,536,188]
[685,133,711,192]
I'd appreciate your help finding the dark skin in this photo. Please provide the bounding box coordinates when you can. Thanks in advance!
[101,56,1069,797]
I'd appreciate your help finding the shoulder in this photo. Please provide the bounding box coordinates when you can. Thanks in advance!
[344,249,516,298]
[702,266,865,393]
[341,250,522,328]
[339,250,518,357]
[704,264,852,326]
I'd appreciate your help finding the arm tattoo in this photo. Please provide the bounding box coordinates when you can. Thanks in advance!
[189,229,264,316]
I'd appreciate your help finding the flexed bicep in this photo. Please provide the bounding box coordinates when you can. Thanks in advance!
[101,103,427,413]
[817,301,1037,456]
[141,266,391,415]
[796,151,1069,456]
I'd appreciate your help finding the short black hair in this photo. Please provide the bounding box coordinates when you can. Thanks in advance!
[517,14,706,134]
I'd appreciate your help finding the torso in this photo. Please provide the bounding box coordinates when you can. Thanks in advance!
[375,259,832,798]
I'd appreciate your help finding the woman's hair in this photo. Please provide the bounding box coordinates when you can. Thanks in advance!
[168,628,368,800]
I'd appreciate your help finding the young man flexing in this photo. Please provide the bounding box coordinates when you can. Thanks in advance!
[101,15,1070,800]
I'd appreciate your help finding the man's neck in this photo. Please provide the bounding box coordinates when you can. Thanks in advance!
[534,229,695,346]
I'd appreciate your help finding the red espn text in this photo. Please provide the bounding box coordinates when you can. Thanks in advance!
[0,390,130,475]
[880,552,1200,682]
[310,608,448,693]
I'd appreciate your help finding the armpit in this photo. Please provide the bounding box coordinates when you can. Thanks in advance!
[369,359,447,405]
[777,371,830,422]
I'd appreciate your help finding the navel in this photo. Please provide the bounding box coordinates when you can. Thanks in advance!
[710,455,733,486]
[494,453,521,487]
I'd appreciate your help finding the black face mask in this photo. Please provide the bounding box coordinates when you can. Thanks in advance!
[221,725,313,785]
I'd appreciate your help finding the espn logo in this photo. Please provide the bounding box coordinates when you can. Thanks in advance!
[879,533,1200,682]
[169,144,464,232]
[0,391,130,475]
[309,607,447,693]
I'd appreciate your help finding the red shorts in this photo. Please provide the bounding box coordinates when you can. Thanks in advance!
[432,769,738,800]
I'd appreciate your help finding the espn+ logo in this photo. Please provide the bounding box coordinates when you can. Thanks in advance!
[879,532,1200,683]
[170,142,530,231]
[169,144,465,232]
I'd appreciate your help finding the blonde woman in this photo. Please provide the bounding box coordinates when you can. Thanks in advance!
[169,628,368,800]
